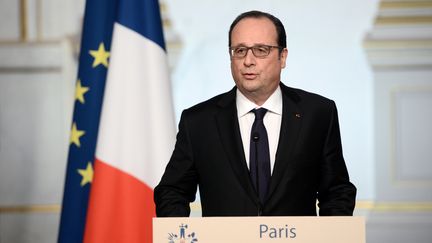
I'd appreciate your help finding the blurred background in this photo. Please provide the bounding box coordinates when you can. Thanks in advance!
[0,0,431,242]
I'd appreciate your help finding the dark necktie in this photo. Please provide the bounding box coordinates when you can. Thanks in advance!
[249,108,271,203]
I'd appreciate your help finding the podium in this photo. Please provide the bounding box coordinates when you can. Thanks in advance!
[153,216,365,243]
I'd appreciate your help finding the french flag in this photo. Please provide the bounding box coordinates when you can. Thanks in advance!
[58,0,175,242]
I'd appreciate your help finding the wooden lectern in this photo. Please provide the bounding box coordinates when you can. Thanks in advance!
[153,216,365,243]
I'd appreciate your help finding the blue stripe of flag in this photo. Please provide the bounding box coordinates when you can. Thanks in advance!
[58,0,117,242]
[117,0,166,50]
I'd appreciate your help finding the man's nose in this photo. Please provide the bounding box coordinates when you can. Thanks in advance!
[243,49,256,66]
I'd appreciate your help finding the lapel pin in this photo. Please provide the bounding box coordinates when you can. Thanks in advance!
[295,113,301,118]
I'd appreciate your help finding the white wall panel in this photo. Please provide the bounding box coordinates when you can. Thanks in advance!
[0,0,20,41]
[395,90,432,182]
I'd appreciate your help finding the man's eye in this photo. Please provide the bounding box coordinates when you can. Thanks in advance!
[235,48,247,55]
[254,46,268,54]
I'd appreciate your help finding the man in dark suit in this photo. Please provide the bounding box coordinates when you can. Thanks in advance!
[154,10,356,217]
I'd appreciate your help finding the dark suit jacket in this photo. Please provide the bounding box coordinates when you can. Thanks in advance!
[154,83,356,217]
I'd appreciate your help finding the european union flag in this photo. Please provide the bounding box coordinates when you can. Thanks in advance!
[58,0,117,242]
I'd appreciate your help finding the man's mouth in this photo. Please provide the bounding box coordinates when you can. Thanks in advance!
[242,72,258,80]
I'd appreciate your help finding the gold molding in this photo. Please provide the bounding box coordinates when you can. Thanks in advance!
[190,201,432,213]
[373,202,432,212]
[363,40,432,49]
[370,64,432,71]
[0,66,62,73]
[0,40,62,45]
[162,18,172,29]
[2,201,432,214]
[355,200,376,210]
[159,0,167,12]
[376,16,432,25]
[357,201,432,212]
[37,0,42,41]
[381,1,432,9]
[0,204,60,214]
[190,202,202,211]
[20,0,28,42]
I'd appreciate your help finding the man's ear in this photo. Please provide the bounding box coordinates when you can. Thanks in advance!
[280,48,288,68]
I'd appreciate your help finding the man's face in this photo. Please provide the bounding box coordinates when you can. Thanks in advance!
[230,17,287,104]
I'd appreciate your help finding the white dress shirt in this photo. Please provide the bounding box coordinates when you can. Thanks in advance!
[236,87,282,174]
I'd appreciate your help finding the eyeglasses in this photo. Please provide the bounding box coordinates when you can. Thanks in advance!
[229,45,282,58]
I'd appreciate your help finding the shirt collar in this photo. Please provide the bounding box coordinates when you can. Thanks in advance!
[236,86,283,118]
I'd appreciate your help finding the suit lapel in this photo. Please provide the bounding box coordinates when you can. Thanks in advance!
[267,84,303,200]
[215,88,260,204]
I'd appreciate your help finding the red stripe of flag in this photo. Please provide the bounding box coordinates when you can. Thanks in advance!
[84,159,155,243]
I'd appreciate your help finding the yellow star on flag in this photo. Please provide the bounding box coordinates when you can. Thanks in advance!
[70,122,85,147]
[77,162,94,186]
[75,79,90,104]
[89,42,110,68]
